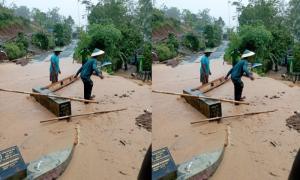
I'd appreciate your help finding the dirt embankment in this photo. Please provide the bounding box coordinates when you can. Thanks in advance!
[152,24,182,43]
[0,57,151,179]
[153,59,300,180]
[0,23,35,41]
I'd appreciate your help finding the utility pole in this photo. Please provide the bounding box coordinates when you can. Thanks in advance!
[228,1,231,28]
[77,0,81,28]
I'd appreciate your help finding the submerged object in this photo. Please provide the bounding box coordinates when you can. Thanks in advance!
[177,147,225,180]
[25,146,74,180]
[183,88,222,118]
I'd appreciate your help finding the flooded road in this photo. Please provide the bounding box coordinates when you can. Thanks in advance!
[32,39,77,62]
[0,53,151,179]
[153,56,300,179]
[181,41,228,64]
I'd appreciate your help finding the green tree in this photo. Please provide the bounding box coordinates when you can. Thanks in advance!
[32,8,47,27]
[288,0,300,40]
[137,0,153,41]
[88,0,128,27]
[13,5,30,20]
[204,24,222,48]
[293,42,300,72]
[164,7,181,21]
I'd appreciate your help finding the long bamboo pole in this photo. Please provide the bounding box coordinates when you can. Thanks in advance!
[0,88,98,104]
[40,108,127,123]
[191,109,278,124]
[152,90,249,105]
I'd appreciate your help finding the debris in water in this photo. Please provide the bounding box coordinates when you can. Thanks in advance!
[269,172,279,177]
[270,141,277,147]
[135,111,152,132]
[270,95,280,99]
[119,94,130,98]
[120,140,126,146]
[119,171,127,175]
[286,113,300,133]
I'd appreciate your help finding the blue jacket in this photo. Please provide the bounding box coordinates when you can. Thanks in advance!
[50,54,60,73]
[200,55,210,75]
[76,58,101,79]
[226,59,252,81]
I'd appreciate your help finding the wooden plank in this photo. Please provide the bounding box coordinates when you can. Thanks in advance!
[40,108,127,123]
[152,90,249,105]
[0,88,98,103]
[43,75,78,92]
[193,76,229,93]
[191,109,278,124]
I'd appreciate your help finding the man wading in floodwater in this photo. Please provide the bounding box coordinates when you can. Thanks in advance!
[192,49,213,91]
[225,50,255,105]
[74,48,105,103]
[200,49,213,85]
[50,48,62,83]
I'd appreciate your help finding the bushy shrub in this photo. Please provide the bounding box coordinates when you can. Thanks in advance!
[75,24,123,71]
[73,31,92,60]
[167,33,179,51]
[3,42,26,60]
[15,32,29,49]
[204,24,222,48]
[32,32,50,50]
[155,43,176,61]
[225,25,273,72]
[53,23,72,47]
[182,33,205,51]
[293,43,300,72]
[143,43,152,71]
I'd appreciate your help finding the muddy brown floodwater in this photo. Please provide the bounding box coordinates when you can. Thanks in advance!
[153,58,300,180]
[0,57,151,179]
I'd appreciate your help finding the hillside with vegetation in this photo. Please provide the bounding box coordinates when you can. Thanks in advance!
[152,6,225,62]
[225,0,300,74]
[0,4,74,60]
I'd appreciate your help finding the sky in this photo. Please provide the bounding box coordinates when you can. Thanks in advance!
[5,0,99,26]
[5,0,250,28]
[155,0,250,28]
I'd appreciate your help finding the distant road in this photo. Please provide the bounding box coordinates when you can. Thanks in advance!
[209,41,228,60]
[32,39,78,62]
[182,40,229,64]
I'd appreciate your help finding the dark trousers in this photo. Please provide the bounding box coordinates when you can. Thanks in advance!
[138,144,151,180]
[232,79,244,101]
[289,149,300,180]
[82,78,93,100]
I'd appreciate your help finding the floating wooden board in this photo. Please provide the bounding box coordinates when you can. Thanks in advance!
[183,88,222,118]
[198,76,229,93]
[43,75,78,92]
[177,147,225,180]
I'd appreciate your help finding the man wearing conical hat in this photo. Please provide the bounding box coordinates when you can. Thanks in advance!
[75,48,105,103]
[50,47,63,83]
[225,50,255,105]
[200,49,213,85]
